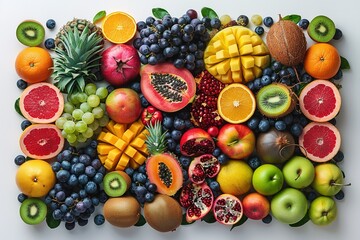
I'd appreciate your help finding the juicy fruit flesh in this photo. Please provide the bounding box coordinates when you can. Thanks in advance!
[23,128,62,157]
[308,16,336,42]
[213,194,242,225]
[20,198,47,225]
[16,21,45,47]
[151,73,187,103]
[257,84,292,118]
[102,12,137,44]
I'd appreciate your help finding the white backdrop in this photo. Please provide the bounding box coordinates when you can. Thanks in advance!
[1,0,359,239]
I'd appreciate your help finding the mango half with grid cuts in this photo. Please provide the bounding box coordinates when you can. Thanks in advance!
[204,26,270,83]
[97,119,149,171]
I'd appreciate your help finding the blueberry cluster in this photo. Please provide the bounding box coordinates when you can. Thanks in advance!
[45,143,108,230]
[133,10,221,75]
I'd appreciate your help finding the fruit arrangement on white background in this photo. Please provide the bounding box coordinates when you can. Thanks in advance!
[10,3,353,234]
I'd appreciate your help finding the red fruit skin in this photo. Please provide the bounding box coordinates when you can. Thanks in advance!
[180,128,215,157]
[242,192,270,220]
[140,106,163,126]
[207,126,219,137]
[105,88,142,124]
[101,44,141,86]
[216,124,255,159]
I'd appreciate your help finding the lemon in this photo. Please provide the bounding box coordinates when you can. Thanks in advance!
[216,160,253,196]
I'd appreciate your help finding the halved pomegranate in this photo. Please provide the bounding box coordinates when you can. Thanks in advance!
[179,182,214,223]
[180,128,215,157]
[188,154,220,184]
[213,193,243,225]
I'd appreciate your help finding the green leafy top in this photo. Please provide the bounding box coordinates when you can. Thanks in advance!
[145,121,168,155]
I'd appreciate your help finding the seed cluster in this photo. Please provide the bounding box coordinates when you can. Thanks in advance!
[151,73,187,103]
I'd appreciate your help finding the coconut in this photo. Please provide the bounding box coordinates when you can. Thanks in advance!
[266,19,307,66]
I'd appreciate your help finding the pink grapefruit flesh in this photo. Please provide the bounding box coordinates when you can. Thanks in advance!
[299,122,341,162]
[299,80,341,122]
[19,123,64,160]
[19,82,64,123]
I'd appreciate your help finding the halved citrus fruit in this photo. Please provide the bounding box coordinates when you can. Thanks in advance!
[19,82,64,123]
[102,11,137,44]
[217,83,256,123]
[19,123,64,160]
[299,122,341,162]
[299,79,341,122]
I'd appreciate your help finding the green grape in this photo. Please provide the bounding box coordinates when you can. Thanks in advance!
[92,107,104,119]
[66,133,77,143]
[68,93,80,105]
[87,94,101,108]
[80,102,93,113]
[96,87,108,100]
[63,121,76,134]
[61,130,68,138]
[88,119,99,131]
[77,92,88,103]
[98,115,110,127]
[251,14,262,26]
[99,103,106,112]
[82,127,94,138]
[77,134,88,143]
[55,117,67,129]
[85,83,97,95]
[82,112,95,124]
[64,102,75,114]
[61,112,73,120]
[72,109,84,121]
[75,121,88,133]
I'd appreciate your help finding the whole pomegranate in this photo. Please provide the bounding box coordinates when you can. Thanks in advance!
[101,44,141,86]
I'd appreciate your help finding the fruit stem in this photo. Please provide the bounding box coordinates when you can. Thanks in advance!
[331,182,352,187]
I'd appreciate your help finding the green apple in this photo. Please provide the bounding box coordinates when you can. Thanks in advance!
[282,156,315,189]
[270,188,308,224]
[312,163,350,196]
[309,196,337,225]
[252,164,284,196]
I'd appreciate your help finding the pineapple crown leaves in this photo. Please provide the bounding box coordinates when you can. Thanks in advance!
[52,25,104,95]
[145,121,168,155]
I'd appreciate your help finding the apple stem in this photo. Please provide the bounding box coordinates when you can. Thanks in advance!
[331,182,352,187]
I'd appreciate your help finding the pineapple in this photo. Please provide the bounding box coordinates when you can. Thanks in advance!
[52,24,104,95]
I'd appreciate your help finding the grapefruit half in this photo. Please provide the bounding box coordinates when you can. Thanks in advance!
[19,82,64,123]
[298,122,341,162]
[19,123,64,160]
[299,80,341,122]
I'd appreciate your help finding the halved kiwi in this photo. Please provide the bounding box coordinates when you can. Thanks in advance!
[256,83,296,118]
[16,20,45,47]
[103,171,131,197]
[308,15,336,43]
[20,198,47,225]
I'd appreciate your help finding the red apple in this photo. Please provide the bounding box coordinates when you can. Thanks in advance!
[242,192,270,220]
[101,44,141,86]
[105,88,142,124]
[216,123,255,159]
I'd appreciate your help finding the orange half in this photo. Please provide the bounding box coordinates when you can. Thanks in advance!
[217,83,256,123]
[102,11,137,44]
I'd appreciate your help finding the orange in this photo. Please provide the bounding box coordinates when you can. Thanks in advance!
[15,47,53,84]
[217,83,256,123]
[102,11,137,44]
[15,159,56,197]
[304,43,341,79]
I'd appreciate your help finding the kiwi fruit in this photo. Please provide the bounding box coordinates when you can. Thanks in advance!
[256,83,296,118]
[308,15,336,42]
[103,171,131,197]
[20,198,47,225]
[16,20,45,47]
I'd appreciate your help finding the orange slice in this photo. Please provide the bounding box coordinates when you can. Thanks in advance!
[217,83,256,123]
[102,11,137,44]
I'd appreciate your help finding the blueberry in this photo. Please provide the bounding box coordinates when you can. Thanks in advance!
[247,156,262,170]
[61,160,71,170]
[44,38,55,50]
[258,119,270,132]
[140,94,149,107]
[14,155,26,166]
[333,28,343,40]
[135,185,147,197]
[90,140,98,149]
[271,61,282,72]
[301,73,312,83]
[212,147,222,157]
[21,120,32,130]
[237,15,249,26]
[306,191,317,202]
[263,67,273,76]
[72,163,85,175]
[275,120,287,131]
[333,150,344,162]
[255,26,264,35]
[17,193,27,203]
[79,154,91,165]
[209,180,220,192]
[263,16,274,27]
[298,19,309,29]
[106,84,115,93]
[138,164,147,174]
[91,159,102,170]
[174,58,185,68]
[246,81,254,91]
[57,169,70,182]
[262,214,272,224]
[271,72,279,82]
[78,174,89,185]
[283,114,294,125]
[94,214,105,225]
[136,21,147,31]
[247,117,260,130]
[146,183,157,193]
[46,19,56,29]
[84,146,97,158]
[85,181,98,194]
[218,153,229,164]
[145,192,155,202]
[179,155,191,168]
[52,209,63,220]
[16,79,28,90]
[166,138,177,151]
[145,16,155,26]
[260,75,272,86]
[171,129,183,141]
[59,204,68,213]
[98,191,108,203]
[125,167,135,176]
[67,174,79,187]
[55,191,66,201]
[210,18,221,29]
[332,69,343,80]
[65,197,75,207]
[290,123,303,137]
[93,172,104,184]
[92,197,100,206]
[253,78,262,90]
[78,218,88,226]
[136,172,148,184]
[65,221,76,231]
[335,189,345,200]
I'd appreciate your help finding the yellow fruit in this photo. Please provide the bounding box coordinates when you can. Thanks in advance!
[204,26,270,83]
[16,160,56,197]
[216,160,253,196]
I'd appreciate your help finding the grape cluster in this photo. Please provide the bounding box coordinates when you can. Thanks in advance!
[133,10,221,75]
[45,144,108,230]
[55,83,110,147]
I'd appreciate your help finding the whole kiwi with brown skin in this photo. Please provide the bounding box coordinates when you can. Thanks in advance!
[144,194,183,232]
[266,17,307,66]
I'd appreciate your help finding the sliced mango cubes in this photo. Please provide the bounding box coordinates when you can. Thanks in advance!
[204,26,270,83]
[97,119,149,171]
